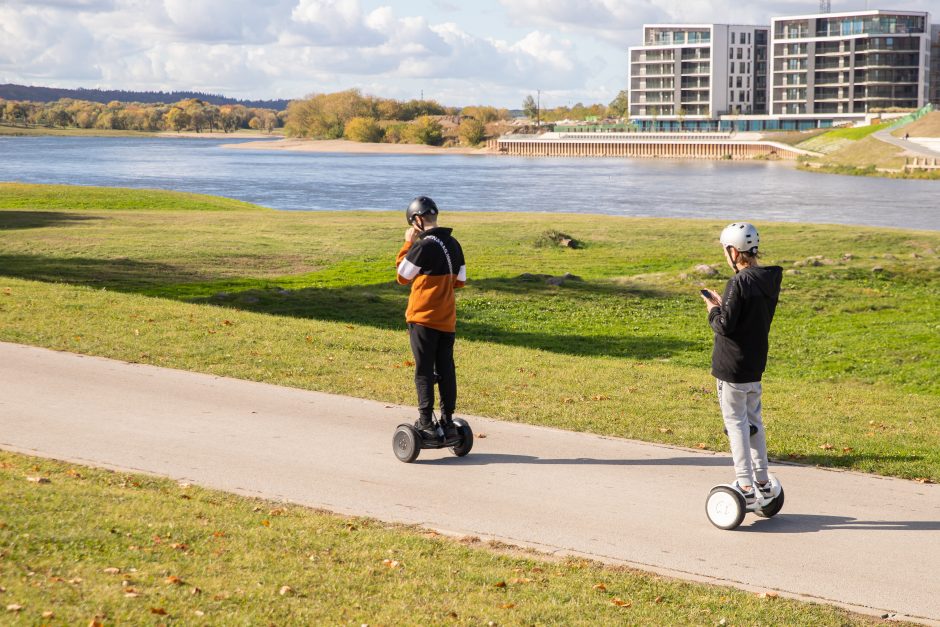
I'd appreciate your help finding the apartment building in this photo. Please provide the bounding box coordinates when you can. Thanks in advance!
[628,24,769,128]
[770,10,931,115]
[931,24,940,104]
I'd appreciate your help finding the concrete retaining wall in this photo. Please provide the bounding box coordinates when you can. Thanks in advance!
[494,137,803,160]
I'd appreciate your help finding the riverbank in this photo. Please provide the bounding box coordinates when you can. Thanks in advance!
[2,183,938,482]
[224,137,491,155]
[0,123,276,140]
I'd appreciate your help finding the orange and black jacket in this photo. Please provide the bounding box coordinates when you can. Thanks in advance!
[396,227,466,333]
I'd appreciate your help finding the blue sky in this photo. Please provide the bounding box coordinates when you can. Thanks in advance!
[1,0,937,108]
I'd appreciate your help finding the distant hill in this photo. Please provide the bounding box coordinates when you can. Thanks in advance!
[0,84,290,110]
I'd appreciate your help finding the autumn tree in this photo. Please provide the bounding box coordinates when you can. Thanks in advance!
[407,116,444,146]
[458,117,486,146]
[607,89,630,119]
[344,116,384,143]
[522,94,537,121]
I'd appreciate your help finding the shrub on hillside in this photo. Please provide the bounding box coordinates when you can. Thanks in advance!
[459,118,486,146]
[344,117,384,143]
[407,116,444,146]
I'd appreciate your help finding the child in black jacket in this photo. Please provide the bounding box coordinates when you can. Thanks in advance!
[701,223,782,503]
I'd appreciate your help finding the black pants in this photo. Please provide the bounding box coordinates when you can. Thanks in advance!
[408,323,456,420]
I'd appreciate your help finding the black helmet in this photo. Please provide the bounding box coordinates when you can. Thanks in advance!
[406,196,439,225]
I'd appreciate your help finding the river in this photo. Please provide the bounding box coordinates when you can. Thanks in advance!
[1,136,937,230]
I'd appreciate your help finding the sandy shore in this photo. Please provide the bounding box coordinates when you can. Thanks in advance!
[223,138,493,155]
[157,131,278,140]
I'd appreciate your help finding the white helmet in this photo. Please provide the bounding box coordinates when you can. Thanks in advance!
[720,222,759,254]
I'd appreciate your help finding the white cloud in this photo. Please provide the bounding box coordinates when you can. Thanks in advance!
[0,0,602,105]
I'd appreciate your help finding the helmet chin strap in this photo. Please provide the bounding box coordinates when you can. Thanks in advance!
[725,246,742,274]
[414,215,425,232]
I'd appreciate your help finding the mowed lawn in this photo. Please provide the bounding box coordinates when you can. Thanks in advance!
[0,450,882,625]
[1,183,938,481]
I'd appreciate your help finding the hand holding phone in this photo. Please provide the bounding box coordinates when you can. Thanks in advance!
[700,289,719,306]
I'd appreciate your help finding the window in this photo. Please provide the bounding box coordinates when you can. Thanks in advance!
[740,90,746,102]
[731,32,736,44]
[737,76,743,88]
[739,62,746,73]
[737,48,743,59]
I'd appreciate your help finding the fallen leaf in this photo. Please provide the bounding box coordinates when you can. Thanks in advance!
[165,576,183,586]
[591,394,610,401]
[696,443,708,450]
[757,591,779,599]
[194,610,205,616]
[592,583,607,591]
[26,476,51,484]
[914,478,935,484]
[88,621,103,627]
[170,543,188,551]
[820,443,834,450]
[124,592,140,598]
[403,360,414,367]
[478,433,487,439]
[42,611,54,618]
[493,581,506,588]
[654,595,664,604]
[500,603,515,609]
[150,607,167,615]
[269,508,285,516]
[212,531,225,538]
[67,469,83,479]
[102,567,121,574]
[659,428,673,434]
[611,597,632,607]
[279,585,294,596]
[6,604,23,612]
[69,578,82,585]
[191,587,202,595]
[260,520,270,527]
[842,447,853,453]
[509,577,532,584]
[382,559,401,569]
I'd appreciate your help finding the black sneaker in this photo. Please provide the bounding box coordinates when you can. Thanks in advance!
[439,415,460,443]
[756,481,774,500]
[414,417,439,442]
[734,482,757,506]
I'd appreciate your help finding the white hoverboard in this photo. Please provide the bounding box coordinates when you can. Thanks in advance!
[705,474,784,530]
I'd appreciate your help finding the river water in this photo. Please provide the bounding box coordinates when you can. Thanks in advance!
[1,136,937,230]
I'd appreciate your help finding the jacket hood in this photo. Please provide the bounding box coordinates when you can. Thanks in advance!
[740,265,782,299]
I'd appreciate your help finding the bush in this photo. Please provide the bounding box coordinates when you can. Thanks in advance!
[383,122,409,144]
[407,116,444,146]
[458,118,486,146]
[344,117,384,143]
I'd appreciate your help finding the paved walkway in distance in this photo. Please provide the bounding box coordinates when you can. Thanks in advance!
[874,128,940,158]
[2,342,938,624]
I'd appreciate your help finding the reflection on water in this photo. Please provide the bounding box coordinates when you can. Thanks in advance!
[1,136,937,230]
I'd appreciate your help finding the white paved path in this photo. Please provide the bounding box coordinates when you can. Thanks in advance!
[1,342,938,624]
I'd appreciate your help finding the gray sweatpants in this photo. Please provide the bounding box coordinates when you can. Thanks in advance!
[717,379,769,486]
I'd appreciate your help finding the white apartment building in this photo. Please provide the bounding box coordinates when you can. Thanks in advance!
[931,24,940,104]
[770,10,931,115]
[629,24,769,129]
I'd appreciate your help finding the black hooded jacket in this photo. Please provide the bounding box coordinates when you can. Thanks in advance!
[708,265,783,383]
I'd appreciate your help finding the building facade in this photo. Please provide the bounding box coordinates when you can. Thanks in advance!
[628,24,769,127]
[931,24,940,104]
[770,10,931,115]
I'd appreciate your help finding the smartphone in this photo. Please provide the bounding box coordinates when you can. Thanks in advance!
[700,289,712,299]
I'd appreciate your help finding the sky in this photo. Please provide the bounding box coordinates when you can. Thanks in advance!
[1,0,938,108]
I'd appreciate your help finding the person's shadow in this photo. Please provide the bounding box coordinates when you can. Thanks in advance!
[739,514,940,534]
[419,453,728,467]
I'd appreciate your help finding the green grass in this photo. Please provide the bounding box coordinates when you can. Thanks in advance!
[820,123,890,141]
[0,450,887,625]
[0,182,266,212]
[1,184,939,481]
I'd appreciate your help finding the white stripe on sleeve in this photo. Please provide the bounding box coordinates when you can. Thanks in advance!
[398,258,421,281]
[457,265,467,282]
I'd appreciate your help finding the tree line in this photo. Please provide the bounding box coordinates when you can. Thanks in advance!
[283,89,515,147]
[0,97,282,133]
[522,90,630,124]
[0,84,289,110]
